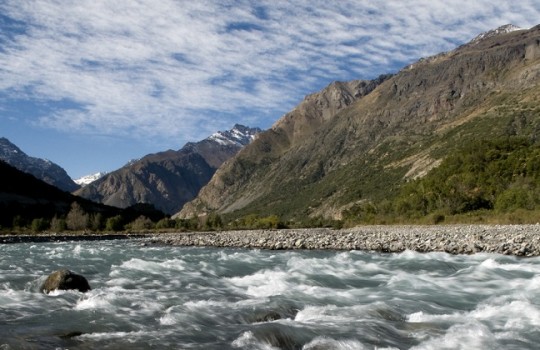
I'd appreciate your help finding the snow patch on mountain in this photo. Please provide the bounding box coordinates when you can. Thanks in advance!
[208,124,261,146]
[469,24,522,45]
[74,172,107,186]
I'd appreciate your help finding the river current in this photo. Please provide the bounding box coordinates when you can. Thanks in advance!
[1,239,539,349]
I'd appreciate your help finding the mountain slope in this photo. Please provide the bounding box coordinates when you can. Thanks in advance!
[178,24,540,221]
[74,125,260,214]
[0,159,114,228]
[0,137,79,192]
[0,160,166,229]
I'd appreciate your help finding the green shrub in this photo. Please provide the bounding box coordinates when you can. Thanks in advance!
[106,215,124,232]
[31,218,49,232]
[156,218,176,229]
[50,216,67,232]
[126,216,155,231]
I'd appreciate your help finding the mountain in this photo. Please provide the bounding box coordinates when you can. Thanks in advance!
[74,172,107,187]
[177,24,540,222]
[0,160,165,229]
[0,137,79,192]
[0,159,108,226]
[74,124,261,214]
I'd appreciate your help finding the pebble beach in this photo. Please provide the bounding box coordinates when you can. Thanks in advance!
[152,224,540,256]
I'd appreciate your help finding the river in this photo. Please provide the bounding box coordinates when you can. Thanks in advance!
[1,239,539,349]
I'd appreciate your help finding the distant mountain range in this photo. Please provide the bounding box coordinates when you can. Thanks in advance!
[74,124,261,214]
[177,24,540,222]
[0,137,79,192]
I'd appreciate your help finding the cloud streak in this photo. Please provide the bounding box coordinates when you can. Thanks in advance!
[0,0,539,143]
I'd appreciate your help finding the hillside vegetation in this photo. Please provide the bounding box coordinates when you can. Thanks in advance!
[178,25,540,227]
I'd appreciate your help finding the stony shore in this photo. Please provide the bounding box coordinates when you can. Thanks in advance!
[151,224,540,256]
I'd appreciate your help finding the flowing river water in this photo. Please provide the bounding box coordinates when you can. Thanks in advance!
[1,239,539,349]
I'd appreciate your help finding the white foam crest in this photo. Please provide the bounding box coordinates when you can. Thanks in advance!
[295,305,358,324]
[47,289,78,297]
[78,330,150,341]
[410,321,498,350]
[75,288,163,321]
[183,299,229,309]
[159,313,176,326]
[286,255,384,277]
[386,271,444,290]
[75,292,115,310]
[110,257,186,276]
[472,299,540,329]
[73,244,82,255]
[302,336,371,350]
[48,246,69,259]
[226,269,292,297]
[408,311,464,323]
[479,258,540,273]
[217,250,265,264]
[525,275,540,290]
[294,284,360,303]
[105,277,134,288]
[232,331,279,350]
[396,250,455,262]
[159,305,187,326]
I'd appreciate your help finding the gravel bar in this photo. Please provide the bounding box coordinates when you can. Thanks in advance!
[151,225,540,256]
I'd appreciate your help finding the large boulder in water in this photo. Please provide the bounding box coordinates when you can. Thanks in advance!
[41,269,91,294]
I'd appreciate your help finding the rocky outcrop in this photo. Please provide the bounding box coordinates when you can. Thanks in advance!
[41,269,91,294]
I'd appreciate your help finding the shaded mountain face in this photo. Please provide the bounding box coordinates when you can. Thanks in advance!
[0,137,79,192]
[0,160,166,228]
[177,24,540,221]
[74,125,261,214]
[0,160,112,227]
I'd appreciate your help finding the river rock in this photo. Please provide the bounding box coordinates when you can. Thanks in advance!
[41,269,91,294]
[251,310,282,322]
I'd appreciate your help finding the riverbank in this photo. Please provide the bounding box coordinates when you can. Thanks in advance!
[2,225,540,256]
[0,233,148,244]
[151,224,540,256]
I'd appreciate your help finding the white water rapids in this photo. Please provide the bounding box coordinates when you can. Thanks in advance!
[1,239,539,349]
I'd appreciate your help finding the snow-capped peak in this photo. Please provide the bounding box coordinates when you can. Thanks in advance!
[208,124,261,147]
[470,24,522,45]
[74,172,107,186]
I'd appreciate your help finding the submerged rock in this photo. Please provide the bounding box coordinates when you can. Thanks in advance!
[41,269,91,294]
[252,310,282,322]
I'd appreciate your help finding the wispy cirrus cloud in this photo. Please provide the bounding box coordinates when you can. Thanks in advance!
[0,0,539,143]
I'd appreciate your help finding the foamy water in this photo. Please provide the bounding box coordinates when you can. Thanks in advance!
[1,240,539,349]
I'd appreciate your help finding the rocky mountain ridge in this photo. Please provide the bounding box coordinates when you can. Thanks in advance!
[177,24,540,221]
[74,124,260,214]
[0,137,79,192]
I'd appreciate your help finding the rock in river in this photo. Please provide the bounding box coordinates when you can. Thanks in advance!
[41,269,91,294]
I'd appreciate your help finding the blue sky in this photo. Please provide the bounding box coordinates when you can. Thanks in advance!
[0,1,539,179]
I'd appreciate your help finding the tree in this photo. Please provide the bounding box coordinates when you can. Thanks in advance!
[31,218,49,232]
[50,215,67,232]
[126,216,155,231]
[106,215,124,232]
[66,202,89,231]
[155,218,176,229]
[89,213,104,231]
[204,213,223,230]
